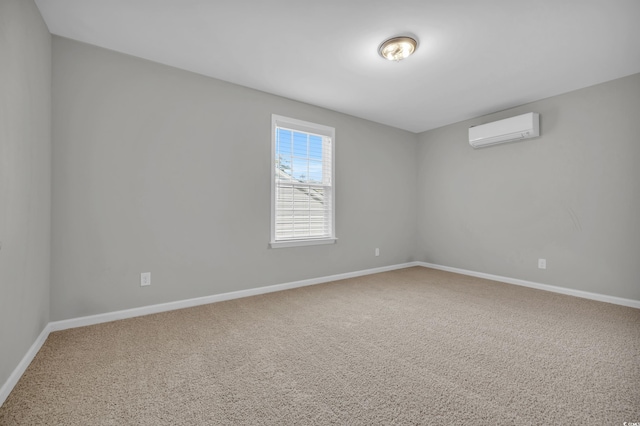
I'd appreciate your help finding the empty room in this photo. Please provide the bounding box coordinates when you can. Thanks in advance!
[1,0,639,424]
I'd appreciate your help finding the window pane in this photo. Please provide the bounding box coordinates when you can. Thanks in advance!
[277,129,292,154]
[292,187,310,209]
[275,128,293,181]
[291,157,308,182]
[276,185,294,209]
[309,135,322,160]
[276,154,292,180]
[292,131,308,158]
[308,160,322,183]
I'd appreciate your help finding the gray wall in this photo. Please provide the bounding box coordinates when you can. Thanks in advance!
[0,0,51,388]
[417,73,640,300]
[51,37,418,321]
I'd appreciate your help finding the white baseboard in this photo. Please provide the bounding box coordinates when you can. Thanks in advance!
[2,261,418,407]
[49,262,420,332]
[0,323,51,407]
[4,260,636,408]
[417,262,640,309]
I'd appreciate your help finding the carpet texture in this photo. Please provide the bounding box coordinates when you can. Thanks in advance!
[1,267,639,425]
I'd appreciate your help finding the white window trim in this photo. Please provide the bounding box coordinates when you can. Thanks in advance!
[270,238,337,249]
[270,114,336,249]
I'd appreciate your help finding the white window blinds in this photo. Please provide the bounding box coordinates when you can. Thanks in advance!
[271,115,335,247]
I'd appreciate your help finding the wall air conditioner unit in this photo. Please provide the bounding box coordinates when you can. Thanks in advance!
[469,112,540,148]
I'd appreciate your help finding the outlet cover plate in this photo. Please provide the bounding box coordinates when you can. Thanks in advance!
[141,272,151,286]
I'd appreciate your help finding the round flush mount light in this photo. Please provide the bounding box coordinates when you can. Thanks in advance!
[378,36,418,61]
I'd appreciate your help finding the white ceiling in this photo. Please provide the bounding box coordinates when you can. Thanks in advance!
[35,0,640,133]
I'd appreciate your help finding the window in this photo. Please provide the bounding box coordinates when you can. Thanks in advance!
[271,115,336,248]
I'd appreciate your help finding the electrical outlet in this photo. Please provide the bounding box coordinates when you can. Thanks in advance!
[141,272,151,286]
[538,259,546,269]
[375,248,380,257]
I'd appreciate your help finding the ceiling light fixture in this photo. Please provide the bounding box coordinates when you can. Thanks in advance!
[378,36,418,62]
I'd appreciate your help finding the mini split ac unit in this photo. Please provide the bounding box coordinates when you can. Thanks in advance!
[469,112,540,148]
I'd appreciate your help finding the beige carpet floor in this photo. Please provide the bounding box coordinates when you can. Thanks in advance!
[1,266,639,425]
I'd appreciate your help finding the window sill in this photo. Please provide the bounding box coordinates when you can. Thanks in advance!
[270,238,337,249]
